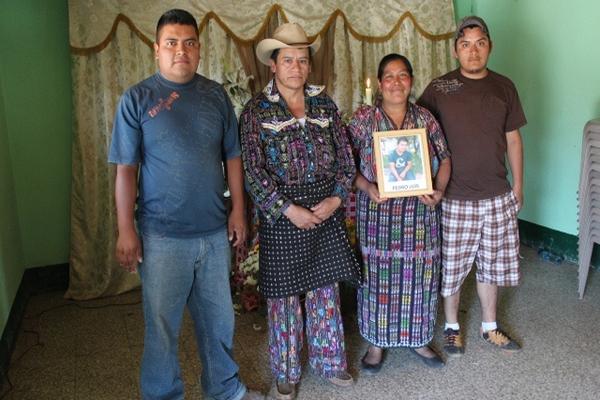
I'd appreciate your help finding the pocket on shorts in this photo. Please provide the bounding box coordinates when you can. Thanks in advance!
[507,191,520,217]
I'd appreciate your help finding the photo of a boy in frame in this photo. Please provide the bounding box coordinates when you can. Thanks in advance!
[375,129,433,197]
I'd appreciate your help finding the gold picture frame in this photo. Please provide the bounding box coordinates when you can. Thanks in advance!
[373,128,433,198]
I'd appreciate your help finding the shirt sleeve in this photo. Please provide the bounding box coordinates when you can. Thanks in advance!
[416,83,439,121]
[423,107,451,161]
[504,81,527,133]
[108,90,142,165]
[347,105,370,153]
[239,101,291,224]
[329,101,356,200]
[347,105,375,181]
[220,86,241,160]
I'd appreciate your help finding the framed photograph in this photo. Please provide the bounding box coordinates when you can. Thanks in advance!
[373,128,433,198]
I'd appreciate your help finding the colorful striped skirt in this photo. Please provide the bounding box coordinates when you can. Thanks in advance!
[356,190,441,347]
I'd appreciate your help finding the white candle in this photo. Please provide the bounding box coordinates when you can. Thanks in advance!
[365,78,373,106]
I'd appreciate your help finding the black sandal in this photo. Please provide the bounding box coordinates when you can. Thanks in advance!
[360,347,385,374]
[409,346,445,368]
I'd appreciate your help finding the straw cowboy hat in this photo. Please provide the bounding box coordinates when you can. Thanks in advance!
[256,22,321,66]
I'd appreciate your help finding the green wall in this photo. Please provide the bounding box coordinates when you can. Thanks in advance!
[0,63,25,334]
[0,0,72,268]
[0,0,72,334]
[453,0,600,236]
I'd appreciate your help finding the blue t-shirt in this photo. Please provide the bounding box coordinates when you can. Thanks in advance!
[388,149,415,180]
[108,73,240,237]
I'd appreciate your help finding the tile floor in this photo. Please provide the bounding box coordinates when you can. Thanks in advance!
[1,245,600,400]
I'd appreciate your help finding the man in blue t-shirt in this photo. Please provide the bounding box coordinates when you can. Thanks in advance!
[108,9,263,400]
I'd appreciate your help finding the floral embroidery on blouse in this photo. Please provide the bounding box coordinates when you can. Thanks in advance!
[240,79,356,224]
[348,100,450,184]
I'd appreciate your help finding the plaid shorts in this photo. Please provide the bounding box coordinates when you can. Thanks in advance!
[440,191,520,297]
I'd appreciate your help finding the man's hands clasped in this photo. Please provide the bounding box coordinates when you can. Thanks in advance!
[284,196,342,230]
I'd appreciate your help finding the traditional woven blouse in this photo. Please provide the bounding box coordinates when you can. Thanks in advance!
[240,79,356,224]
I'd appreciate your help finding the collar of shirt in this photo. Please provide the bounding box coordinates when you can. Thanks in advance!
[262,78,326,103]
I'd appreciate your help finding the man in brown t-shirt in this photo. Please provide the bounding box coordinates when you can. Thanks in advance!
[418,16,526,356]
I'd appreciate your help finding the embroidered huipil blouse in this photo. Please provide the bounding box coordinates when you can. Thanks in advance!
[240,79,356,224]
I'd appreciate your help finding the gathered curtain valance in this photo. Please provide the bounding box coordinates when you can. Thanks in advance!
[69,1,455,50]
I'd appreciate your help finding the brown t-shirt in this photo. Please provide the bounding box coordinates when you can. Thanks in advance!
[417,69,526,200]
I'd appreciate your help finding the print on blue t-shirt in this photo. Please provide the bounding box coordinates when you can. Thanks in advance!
[108,73,240,237]
[388,150,415,181]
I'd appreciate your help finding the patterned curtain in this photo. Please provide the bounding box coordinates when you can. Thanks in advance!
[66,0,456,299]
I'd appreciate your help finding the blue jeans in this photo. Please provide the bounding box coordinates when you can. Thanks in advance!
[139,228,246,400]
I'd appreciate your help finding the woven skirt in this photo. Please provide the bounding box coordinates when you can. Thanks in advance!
[258,179,360,298]
[356,191,441,347]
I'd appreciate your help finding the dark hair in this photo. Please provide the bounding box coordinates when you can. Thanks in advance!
[269,47,312,64]
[156,9,199,41]
[454,24,490,49]
[270,49,280,62]
[397,137,409,145]
[377,53,413,81]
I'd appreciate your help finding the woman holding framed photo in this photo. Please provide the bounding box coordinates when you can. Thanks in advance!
[348,53,451,372]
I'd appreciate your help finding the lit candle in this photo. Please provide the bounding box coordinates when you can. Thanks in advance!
[365,78,373,106]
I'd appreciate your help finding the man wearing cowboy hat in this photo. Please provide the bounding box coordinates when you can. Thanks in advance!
[240,22,360,400]
[109,8,264,400]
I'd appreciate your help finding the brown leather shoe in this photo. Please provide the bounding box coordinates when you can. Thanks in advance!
[326,370,354,387]
[268,381,296,400]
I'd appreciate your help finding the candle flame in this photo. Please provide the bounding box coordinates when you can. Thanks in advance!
[366,78,371,88]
